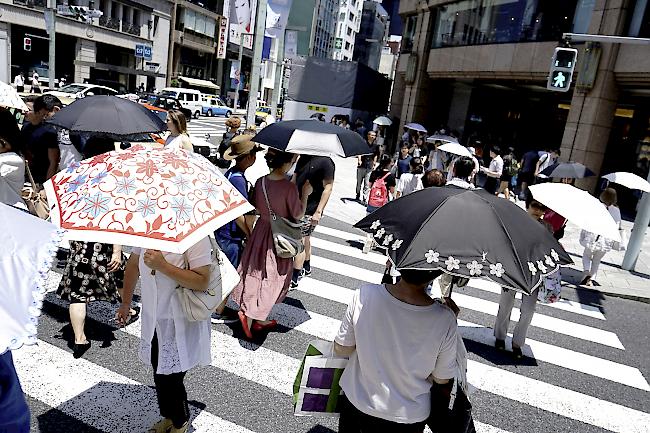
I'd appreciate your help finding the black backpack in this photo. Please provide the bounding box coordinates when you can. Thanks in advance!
[216,131,238,168]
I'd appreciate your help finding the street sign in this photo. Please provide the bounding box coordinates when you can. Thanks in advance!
[335,38,343,49]
[135,44,144,58]
[135,44,152,61]
[547,47,578,92]
[143,45,152,61]
[23,37,31,51]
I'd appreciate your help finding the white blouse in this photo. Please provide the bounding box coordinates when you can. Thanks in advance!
[134,237,212,374]
[164,134,194,152]
[0,152,26,209]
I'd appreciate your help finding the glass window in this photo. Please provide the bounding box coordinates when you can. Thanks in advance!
[572,0,595,33]
[402,15,417,53]
[629,0,650,37]
[184,9,195,31]
[195,13,206,35]
[430,0,578,49]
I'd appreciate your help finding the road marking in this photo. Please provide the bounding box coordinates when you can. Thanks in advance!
[296,281,648,390]
[450,292,624,349]
[310,255,384,283]
[467,359,650,433]
[13,340,254,433]
[313,224,365,242]
[310,236,387,265]
[467,278,606,320]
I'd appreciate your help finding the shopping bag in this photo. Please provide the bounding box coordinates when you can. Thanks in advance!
[537,269,561,304]
[293,340,347,417]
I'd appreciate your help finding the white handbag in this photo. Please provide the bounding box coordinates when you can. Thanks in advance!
[177,237,241,322]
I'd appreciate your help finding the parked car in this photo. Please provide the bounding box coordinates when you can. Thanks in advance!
[140,94,192,122]
[45,83,117,105]
[255,105,273,126]
[202,97,232,117]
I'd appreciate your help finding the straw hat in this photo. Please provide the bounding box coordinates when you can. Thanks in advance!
[223,134,261,160]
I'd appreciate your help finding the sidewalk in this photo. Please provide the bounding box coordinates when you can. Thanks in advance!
[322,156,650,302]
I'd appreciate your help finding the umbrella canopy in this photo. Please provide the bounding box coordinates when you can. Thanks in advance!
[1,203,65,353]
[355,187,572,294]
[252,120,370,157]
[405,122,427,133]
[602,172,650,192]
[0,81,28,111]
[44,145,254,253]
[373,116,392,126]
[47,95,166,138]
[438,141,471,157]
[529,183,620,242]
[540,162,595,179]
[426,134,459,144]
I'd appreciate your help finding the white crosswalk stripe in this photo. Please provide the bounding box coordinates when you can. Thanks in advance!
[15,220,650,433]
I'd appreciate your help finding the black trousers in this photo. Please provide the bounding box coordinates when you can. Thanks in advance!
[151,332,189,428]
[338,396,426,433]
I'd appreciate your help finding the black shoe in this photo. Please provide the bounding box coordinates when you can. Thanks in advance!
[495,339,506,351]
[512,346,523,360]
[302,268,312,278]
[289,279,299,289]
[72,341,91,359]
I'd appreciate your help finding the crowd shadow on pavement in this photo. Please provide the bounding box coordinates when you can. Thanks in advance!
[558,267,607,310]
[37,382,209,433]
[462,335,538,368]
[306,425,337,433]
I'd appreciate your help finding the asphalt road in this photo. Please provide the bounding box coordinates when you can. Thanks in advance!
[15,212,650,433]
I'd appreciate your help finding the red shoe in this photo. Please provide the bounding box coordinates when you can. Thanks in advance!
[238,311,253,339]
[251,320,278,333]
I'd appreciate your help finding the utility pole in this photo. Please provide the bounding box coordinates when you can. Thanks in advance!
[269,30,285,120]
[45,0,56,90]
[246,0,268,128]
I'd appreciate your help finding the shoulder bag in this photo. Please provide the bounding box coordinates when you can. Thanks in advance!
[21,162,49,219]
[177,237,241,322]
[261,177,304,259]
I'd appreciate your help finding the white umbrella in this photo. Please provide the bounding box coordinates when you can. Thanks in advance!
[426,134,459,144]
[438,141,471,157]
[373,116,392,126]
[529,183,620,242]
[405,122,427,133]
[603,172,650,192]
[0,81,28,111]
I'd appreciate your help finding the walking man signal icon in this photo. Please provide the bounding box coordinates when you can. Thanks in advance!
[547,47,577,92]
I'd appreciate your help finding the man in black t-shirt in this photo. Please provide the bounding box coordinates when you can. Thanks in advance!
[356,130,379,204]
[292,155,335,288]
[21,95,62,184]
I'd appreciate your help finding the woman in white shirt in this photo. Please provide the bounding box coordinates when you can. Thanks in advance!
[334,269,458,431]
[116,238,212,433]
[164,110,194,152]
[396,157,424,198]
[0,137,26,209]
[580,188,622,286]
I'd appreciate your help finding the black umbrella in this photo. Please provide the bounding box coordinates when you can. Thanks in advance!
[253,120,370,157]
[47,95,166,138]
[540,162,595,178]
[355,187,572,294]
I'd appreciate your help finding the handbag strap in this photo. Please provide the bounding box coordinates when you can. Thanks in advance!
[24,160,39,191]
[260,177,277,221]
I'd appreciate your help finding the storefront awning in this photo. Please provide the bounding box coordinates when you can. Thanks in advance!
[178,76,220,90]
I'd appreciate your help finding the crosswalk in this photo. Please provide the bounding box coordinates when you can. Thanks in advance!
[187,118,228,138]
[15,217,650,433]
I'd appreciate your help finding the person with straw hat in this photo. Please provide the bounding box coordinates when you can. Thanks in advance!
[211,135,261,324]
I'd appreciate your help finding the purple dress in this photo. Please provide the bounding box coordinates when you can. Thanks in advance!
[230,177,303,321]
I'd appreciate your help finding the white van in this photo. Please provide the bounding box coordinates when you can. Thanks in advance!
[160,87,203,119]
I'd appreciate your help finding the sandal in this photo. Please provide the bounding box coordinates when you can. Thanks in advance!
[148,418,172,433]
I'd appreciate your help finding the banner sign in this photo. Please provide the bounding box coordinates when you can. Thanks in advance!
[216,17,228,59]
[266,0,293,38]
[224,0,257,49]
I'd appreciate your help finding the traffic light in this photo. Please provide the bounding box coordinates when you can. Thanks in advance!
[23,37,31,51]
[547,47,578,92]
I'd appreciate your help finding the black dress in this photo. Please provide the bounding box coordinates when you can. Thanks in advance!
[57,241,123,303]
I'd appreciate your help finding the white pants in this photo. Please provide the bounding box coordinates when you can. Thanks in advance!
[582,247,607,280]
[494,288,538,348]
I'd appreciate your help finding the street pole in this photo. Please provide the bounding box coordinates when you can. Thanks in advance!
[233,39,244,111]
[621,170,650,271]
[246,0,267,128]
[269,30,285,120]
[45,0,56,90]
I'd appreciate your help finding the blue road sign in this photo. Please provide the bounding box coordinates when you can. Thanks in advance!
[135,44,144,58]
[143,45,152,61]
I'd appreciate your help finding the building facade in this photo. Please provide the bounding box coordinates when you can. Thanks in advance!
[353,0,388,70]
[311,0,339,58]
[391,0,650,215]
[1,0,172,92]
[333,0,362,61]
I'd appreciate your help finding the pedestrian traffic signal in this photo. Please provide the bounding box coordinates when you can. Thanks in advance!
[547,47,578,92]
[23,37,31,51]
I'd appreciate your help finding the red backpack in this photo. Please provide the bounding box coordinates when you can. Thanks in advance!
[368,172,391,208]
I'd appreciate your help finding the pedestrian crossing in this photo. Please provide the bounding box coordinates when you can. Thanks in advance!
[14,217,650,433]
[187,119,228,138]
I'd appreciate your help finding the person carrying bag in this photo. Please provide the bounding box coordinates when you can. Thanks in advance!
[261,177,304,259]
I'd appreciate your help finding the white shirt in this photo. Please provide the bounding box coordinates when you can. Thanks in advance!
[335,284,458,423]
[447,177,475,189]
[164,134,194,152]
[57,130,83,172]
[133,237,212,374]
[537,151,551,172]
[397,172,423,196]
[0,152,26,209]
[488,155,503,177]
[14,75,24,87]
